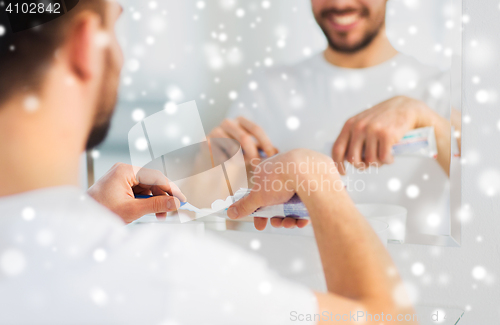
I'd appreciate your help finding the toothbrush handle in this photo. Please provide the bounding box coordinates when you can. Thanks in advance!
[134,194,187,207]
[135,194,153,199]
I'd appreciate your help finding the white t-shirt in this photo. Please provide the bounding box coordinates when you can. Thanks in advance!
[0,187,316,325]
[228,53,452,236]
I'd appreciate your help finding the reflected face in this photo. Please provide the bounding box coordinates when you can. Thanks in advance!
[311,0,387,53]
[86,1,124,150]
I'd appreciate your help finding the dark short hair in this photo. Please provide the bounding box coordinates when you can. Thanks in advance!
[0,0,106,106]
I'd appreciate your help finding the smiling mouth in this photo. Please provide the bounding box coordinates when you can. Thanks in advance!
[331,12,360,26]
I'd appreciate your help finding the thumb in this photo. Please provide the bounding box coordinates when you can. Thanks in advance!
[227,191,262,219]
[135,195,180,217]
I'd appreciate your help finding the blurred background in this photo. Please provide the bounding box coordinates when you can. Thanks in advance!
[91,0,461,179]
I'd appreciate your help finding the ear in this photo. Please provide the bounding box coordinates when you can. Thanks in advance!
[65,13,103,82]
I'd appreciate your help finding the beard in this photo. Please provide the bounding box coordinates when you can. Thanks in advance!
[321,25,381,54]
[317,7,384,54]
[85,116,113,150]
[85,52,119,151]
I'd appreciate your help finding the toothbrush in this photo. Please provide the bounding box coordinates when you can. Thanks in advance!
[134,195,202,213]
[135,193,310,219]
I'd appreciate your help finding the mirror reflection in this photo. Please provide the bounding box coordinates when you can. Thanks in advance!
[95,0,462,245]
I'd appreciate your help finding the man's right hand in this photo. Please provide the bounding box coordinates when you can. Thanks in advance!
[227,149,342,230]
[208,116,278,166]
[227,149,415,322]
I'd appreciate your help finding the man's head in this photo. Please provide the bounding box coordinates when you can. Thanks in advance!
[311,0,387,53]
[0,0,123,150]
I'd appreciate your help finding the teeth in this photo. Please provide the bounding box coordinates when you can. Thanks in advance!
[332,13,359,26]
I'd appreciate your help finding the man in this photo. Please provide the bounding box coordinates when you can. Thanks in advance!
[212,0,460,232]
[0,1,416,324]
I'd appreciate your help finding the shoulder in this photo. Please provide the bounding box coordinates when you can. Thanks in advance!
[0,187,125,258]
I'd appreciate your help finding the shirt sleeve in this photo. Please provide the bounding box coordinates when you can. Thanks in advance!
[164,232,318,325]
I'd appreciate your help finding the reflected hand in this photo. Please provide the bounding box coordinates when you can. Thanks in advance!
[208,116,278,168]
[332,96,439,175]
[88,163,186,223]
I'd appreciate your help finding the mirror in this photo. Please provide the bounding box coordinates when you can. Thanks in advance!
[383,0,463,246]
[90,0,463,247]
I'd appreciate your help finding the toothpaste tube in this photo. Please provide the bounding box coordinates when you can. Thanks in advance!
[213,188,310,219]
[252,193,309,219]
[391,126,437,158]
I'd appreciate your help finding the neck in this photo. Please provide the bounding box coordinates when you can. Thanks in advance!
[0,90,89,197]
[323,26,398,69]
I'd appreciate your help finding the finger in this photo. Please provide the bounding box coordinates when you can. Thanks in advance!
[378,133,395,165]
[208,128,232,158]
[151,183,187,203]
[136,195,180,217]
[209,129,241,153]
[332,122,352,175]
[207,135,232,164]
[364,133,380,167]
[377,130,398,164]
[135,168,187,202]
[168,182,187,202]
[227,191,262,219]
[156,212,167,219]
[135,168,170,189]
[254,217,268,231]
[236,117,277,157]
[220,119,260,161]
[282,217,297,229]
[270,217,284,228]
[346,130,366,169]
[150,187,181,217]
[296,219,310,228]
[208,126,231,139]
